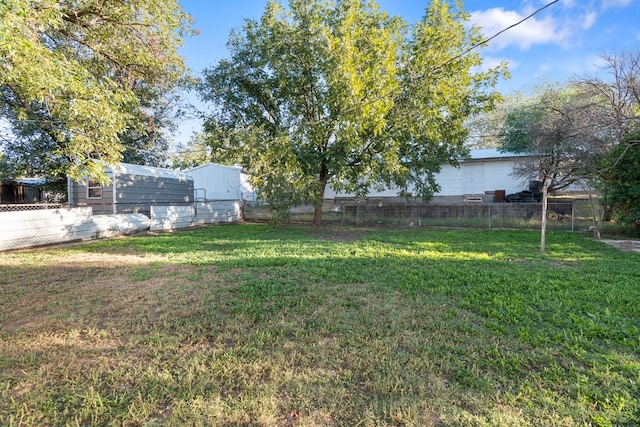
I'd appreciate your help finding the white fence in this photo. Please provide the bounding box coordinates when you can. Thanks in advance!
[0,208,151,251]
[150,201,242,231]
[0,201,243,251]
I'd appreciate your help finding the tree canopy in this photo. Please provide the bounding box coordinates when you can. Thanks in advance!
[198,0,506,225]
[0,0,193,181]
[498,85,598,193]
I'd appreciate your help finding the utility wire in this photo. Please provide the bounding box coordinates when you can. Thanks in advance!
[338,0,561,119]
[433,0,560,73]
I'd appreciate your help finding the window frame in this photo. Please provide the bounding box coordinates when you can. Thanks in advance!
[86,178,103,199]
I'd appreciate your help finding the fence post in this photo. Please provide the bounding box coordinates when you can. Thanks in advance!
[571,203,575,232]
[488,204,491,229]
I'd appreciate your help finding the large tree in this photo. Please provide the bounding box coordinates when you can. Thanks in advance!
[0,0,192,181]
[199,0,505,225]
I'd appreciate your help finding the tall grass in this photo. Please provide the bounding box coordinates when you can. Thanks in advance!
[1,224,638,426]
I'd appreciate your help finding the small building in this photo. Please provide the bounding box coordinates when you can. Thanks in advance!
[68,163,194,215]
[324,149,533,203]
[431,148,532,203]
[186,163,243,201]
[0,178,46,204]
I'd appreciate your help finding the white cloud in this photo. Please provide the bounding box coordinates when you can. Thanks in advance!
[581,11,598,30]
[602,0,633,9]
[470,8,568,51]
[541,53,607,81]
[579,54,610,75]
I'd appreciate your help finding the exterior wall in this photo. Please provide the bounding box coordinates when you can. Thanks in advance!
[187,163,242,201]
[69,172,116,215]
[194,201,242,223]
[0,207,96,251]
[150,205,195,231]
[240,173,257,201]
[150,201,243,231]
[68,164,194,216]
[114,173,193,215]
[0,207,151,251]
[480,160,527,195]
[435,159,526,196]
[324,151,531,201]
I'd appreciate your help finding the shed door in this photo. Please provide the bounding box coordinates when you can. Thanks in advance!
[463,164,484,195]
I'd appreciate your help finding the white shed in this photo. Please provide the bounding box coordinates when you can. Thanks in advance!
[186,163,243,201]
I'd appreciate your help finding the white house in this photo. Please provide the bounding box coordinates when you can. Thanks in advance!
[324,148,533,203]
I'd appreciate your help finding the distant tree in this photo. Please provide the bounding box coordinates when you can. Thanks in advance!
[465,93,528,149]
[500,52,640,246]
[575,51,640,234]
[601,141,640,235]
[0,0,193,182]
[198,0,505,225]
[500,85,609,251]
[0,152,10,182]
[171,133,213,170]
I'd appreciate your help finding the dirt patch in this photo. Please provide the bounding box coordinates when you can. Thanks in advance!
[600,239,640,253]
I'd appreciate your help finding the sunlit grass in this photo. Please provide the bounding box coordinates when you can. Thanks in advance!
[1,224,638,426]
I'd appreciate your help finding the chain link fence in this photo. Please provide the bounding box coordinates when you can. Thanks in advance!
[0,203,64,212]
[0,199,607,251]
[245,200,601,232]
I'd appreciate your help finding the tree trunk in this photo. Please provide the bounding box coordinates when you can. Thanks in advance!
[313,164,329,227]
[540,180,549,254]
[313,202,323,227]
[587,193,602,240]
[578,181,602,240]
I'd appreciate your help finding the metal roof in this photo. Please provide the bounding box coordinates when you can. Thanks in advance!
[466,148,530,160]
[11,178,46,185]
[108,163,193,181]
[185,163,242,173]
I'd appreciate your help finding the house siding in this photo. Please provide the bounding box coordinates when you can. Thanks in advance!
[114,173,194,215]
[71,172,116,215]
[324,150,531,201]
[69,164,194,216]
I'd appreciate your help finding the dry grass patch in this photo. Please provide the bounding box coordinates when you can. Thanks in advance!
[1,224,638,426]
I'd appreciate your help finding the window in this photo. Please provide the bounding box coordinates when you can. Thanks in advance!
[87,178,103,199]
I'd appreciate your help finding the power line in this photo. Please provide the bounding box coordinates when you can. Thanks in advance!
[341,0,561,119]
[433,0,560,73]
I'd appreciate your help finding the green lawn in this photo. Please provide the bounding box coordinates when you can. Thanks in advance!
[1,224,638,426]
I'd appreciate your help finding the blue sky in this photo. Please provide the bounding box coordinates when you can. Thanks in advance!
[176,0,640,143]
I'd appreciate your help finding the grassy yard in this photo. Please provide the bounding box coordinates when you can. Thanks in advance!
[0,224,638,426]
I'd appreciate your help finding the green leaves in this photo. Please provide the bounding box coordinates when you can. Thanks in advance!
[0,0,193,181]
[199,0,505,224]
